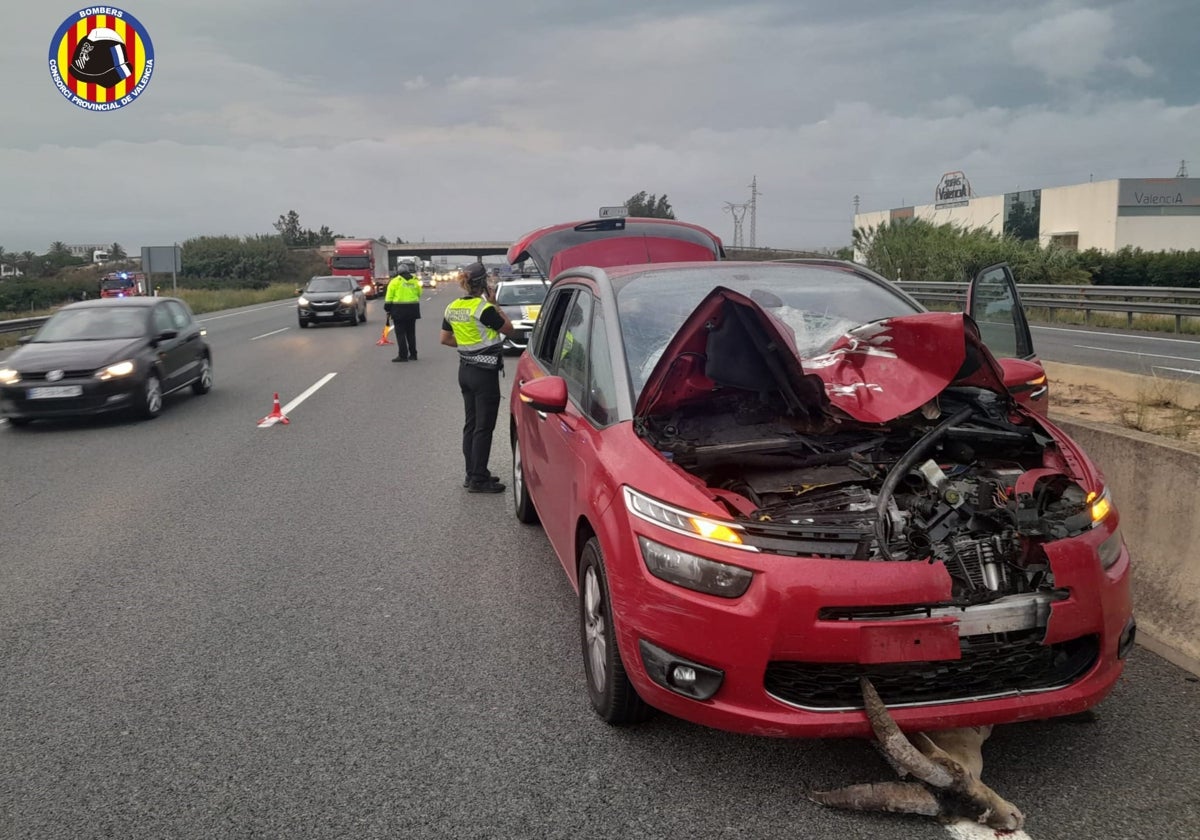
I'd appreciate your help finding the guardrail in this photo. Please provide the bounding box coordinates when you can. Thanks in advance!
[0,316,49,336]
[897,282,1200,332]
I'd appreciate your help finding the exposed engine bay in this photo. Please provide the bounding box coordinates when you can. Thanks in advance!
[637,386,1095,608]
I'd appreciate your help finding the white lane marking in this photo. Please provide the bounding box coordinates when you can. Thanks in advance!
[1152,365,1200,376]
[250,327,290,341]
[1034,324,1200,345]
[258,373,337,428]
[198,302,294,323]
[1072,344,1200,363]
[944,819,1034,840]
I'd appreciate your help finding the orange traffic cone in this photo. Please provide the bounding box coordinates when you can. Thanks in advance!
[376,317,394,346]
[259,392,290,426]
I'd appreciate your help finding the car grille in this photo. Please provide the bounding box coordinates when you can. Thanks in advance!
[763,630,1099,709]
[20,369,95,382]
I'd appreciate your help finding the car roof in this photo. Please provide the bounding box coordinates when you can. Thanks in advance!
[62,297,164,310]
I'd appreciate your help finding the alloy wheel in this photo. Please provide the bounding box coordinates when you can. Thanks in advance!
[583,566,607,693]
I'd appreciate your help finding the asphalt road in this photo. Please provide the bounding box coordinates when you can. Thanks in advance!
[1031,322,1200,380]
[2,298,1199,840]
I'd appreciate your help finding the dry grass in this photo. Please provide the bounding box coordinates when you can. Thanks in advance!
[1052,376,1200,450]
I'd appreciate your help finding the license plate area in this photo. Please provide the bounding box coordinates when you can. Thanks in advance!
[27,385,84,399]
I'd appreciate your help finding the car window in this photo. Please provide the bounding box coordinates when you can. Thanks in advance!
[971,266,1030,358]
[496,284,548,306]
[36,307,148,341]
[615,264,921,397]
[164,301,192,330]
[307,277,348,293]
[557,292,593,406]
[152,305,174,334]
[585,303,617,426]
[532,289,575,368]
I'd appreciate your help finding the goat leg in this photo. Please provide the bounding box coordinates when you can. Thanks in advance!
[808,781,941,817]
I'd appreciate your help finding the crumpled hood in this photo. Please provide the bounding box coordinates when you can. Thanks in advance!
[634,287,1013,424]
[9,338,145,372]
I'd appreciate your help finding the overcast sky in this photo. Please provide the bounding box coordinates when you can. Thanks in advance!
[4,0,1198,254]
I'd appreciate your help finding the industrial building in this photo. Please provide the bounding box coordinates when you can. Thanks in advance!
[854,174,1200,255]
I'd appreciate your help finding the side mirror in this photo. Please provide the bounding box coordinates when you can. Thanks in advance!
[294,288,302,296]
[518,375,568,414]
[998,357,1044,390]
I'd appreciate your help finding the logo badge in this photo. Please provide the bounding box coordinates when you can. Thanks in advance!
[48,7,154,112]
[46,370,65,382]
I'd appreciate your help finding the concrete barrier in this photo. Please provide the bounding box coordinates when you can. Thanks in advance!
[1045,361,1200,411]
[1052,415,1200,675]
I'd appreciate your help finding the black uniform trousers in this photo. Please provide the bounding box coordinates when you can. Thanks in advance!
[393,317,418,360]
[458,361,501,485]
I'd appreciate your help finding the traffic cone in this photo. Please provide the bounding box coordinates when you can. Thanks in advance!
[259,392,290,426]
[376,317,394,345]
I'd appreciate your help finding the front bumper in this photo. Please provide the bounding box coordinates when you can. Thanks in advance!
[604,509,1133,738]
[299,304,357,323]
[1,376,141,420]
[502,321,535,352]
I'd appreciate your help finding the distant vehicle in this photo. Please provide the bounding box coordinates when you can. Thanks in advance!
[0,298,212,425]
[297,275,367,328]
[329,239,389,298]
[92,249,110,264]
[493,279,549,353]
[98,271,147,298]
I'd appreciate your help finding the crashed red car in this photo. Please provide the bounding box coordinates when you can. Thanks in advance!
[508,230,1134,738]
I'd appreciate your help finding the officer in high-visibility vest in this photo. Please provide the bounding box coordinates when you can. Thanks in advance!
[385,261,424,362]
[440,262,514,493]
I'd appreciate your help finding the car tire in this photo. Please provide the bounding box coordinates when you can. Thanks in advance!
[299,318,309,329]
[6,417,31,427]
[512,428,539,525]
[579,537,652,725]
[139,372,163,419]
[191,355,213,395]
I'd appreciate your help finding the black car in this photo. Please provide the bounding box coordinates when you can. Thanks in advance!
[0,298,213,426]
[297,275,367,327]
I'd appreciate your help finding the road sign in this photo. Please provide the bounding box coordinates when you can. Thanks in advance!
[598,205,628,218]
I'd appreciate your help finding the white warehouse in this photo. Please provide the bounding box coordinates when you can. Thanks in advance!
[854,174,1200,255]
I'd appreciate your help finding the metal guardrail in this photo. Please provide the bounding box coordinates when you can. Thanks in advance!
[897,282,1200,332]
[0,316,49,336]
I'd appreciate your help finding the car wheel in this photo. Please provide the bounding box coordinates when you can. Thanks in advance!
[512,428,539,525]
[6,417,31,427]
[579,537,652,725]
[139,373,163,419]
[299,318,309,328]
[191,356,213,395]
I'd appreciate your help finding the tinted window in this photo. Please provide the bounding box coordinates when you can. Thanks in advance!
[152,305,174,334]
[532,289,575,368]
[36,307,148,341]
[585,304,617,426]
[165,301,193,330]
[557,292,593,405]
[616,264,920,396]
[307,277,352,293]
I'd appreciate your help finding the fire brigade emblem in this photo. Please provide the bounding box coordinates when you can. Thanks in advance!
[48,7,155,112]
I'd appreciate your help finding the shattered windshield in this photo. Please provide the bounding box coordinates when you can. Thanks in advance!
[615,264,922,396]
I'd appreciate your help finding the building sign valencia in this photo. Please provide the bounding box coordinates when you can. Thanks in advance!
[935,171,972,209]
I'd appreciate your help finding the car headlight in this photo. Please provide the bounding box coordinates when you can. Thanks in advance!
[1097,526,1125,570]
[340,294,355,305]
[297,296,310,306]
[0,368,20,386]
[1087,488,1113,524]
[430,280,438,287]
[96,360,135,380]
[623,486,750,548]
[638,536,753,598]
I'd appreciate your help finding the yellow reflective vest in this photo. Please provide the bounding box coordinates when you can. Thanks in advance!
[386,274,422,304]
[444,296,504,354]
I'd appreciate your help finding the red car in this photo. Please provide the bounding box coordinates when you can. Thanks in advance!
[508,220,1134,738]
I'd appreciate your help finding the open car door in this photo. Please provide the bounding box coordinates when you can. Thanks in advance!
[967,263,1049,414]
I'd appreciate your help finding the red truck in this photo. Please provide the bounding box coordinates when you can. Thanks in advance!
[98,271,147,298]
[329,239,390,298]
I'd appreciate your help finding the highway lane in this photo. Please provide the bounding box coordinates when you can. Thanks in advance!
[2,298,1199,839]
[1032,323,1200,380]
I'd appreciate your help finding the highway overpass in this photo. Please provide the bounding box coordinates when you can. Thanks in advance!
[386,242,511,263]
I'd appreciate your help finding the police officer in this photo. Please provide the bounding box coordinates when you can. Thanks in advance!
[385,261,423,362]
[440,262,514,493]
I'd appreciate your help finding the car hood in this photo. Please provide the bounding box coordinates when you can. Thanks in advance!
[634,286,1012,425]
[9,338,145,372]
[302,290,352,302]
